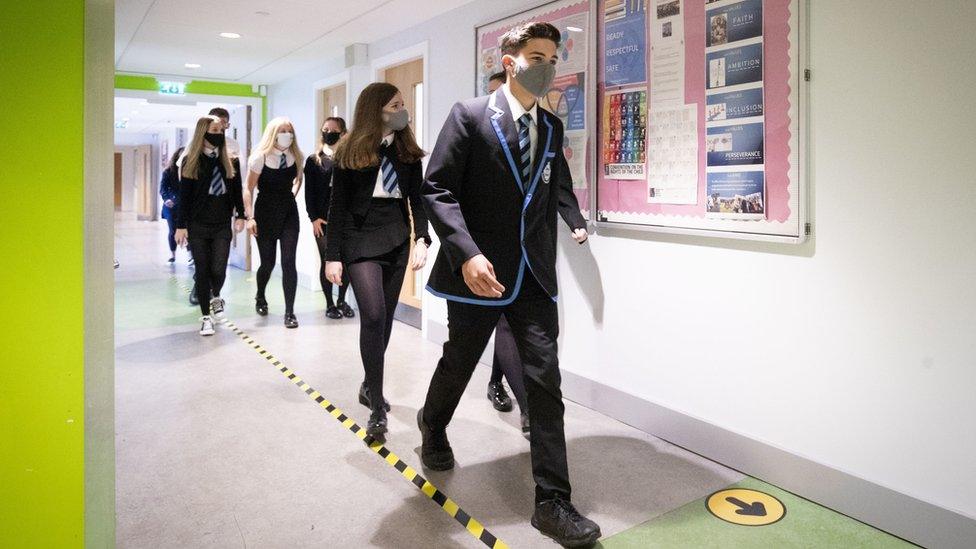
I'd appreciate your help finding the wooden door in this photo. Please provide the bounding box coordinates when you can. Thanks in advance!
[321,83,346,121]
[114,153,123,211]
[381,58,424,310]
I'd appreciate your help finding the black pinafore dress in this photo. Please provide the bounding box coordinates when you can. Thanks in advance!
[254,160,300,239]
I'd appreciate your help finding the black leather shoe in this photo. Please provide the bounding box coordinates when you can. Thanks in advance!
[521,411,531,440]
[358,382,390,412]
[284,313,298,329]
[417,407,454,471]
[366,408,388,439]
[531,498,601,548]
[189,286,199,306]
[255,297,268,316]
[338,301,355,318]
[488,381,514,412]
[325,306,342,319]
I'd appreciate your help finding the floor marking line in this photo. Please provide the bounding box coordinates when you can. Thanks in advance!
[171,277,509,549]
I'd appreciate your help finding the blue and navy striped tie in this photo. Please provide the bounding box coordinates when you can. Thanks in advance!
[380,154,398,194]
[517,113,532,188]
[209,152,225,196]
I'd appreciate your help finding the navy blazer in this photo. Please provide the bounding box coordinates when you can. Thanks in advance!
[422,88,586,305]
[174,155,245,229]
[159,166,179,220]
[324,152,432,262]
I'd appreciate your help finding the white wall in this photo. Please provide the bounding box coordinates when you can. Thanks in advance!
[268,0,976,524]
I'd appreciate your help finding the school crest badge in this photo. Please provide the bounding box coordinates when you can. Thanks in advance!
[542,162,551,184]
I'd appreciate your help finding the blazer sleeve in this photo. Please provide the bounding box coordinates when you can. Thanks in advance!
[175,175,194,229]
[324,165,352,261]
[554,147,587,231]
[159,168,177,201]
[230,158,245,219]
[303,156,322,221]
[422,101,482,272]
[407,160,431,246]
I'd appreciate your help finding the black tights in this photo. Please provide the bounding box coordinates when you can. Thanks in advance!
[489,314,529,412]
[188,236,230,316]
[255,230,298,314]
[314,233,348,307]
[346,249,407,410]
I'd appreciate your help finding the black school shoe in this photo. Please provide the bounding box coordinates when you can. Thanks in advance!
[521,411,531,440]
[189,286,199,306]
[284,313,298,329]
[366,408,388,439]
[417,407,454,471]
[358,382,391,412]
[325,306,342,319]
[338,301,355,318]
[531,498,602,548]
[488,381,514,412]
[255,297,268,316]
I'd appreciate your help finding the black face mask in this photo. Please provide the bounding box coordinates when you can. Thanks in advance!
[323,131,341,146]
[204,132,225,147]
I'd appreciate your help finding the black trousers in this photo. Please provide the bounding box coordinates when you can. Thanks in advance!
[165,215,177,253]
[423,274,570,503]
[489,314,528,412]
[187,225,231,316]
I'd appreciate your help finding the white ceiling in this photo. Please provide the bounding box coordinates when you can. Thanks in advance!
[115,0,476,84]
[113,96,239,134]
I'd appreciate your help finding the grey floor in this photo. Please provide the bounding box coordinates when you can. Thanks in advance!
[115,215,744,548]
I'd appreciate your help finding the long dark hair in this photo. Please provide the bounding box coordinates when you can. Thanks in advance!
[334,82,424,170]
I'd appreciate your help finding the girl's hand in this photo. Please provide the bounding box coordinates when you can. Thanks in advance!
[410,241,428,271]
[246,219,258,236]
[234,219,246,233]
[312,218,326,238]
[325,261,344,286]
[174,229,188,247]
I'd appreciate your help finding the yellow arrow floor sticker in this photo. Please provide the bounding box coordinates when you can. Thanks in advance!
[173,278,508,549]
[706,488,787,526]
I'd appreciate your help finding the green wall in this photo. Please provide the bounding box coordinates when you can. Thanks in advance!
[0,2,87,546]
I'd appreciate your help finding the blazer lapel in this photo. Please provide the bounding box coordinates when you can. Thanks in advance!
[488,90,525,194]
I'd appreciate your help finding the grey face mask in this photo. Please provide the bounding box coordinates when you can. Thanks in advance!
[512,59,556,98]
[384,109,410,132]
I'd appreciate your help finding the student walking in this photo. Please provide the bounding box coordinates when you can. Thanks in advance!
[304,116,354,319]
[174,116,245,336]
[325,83,431,439]
[417,22,600,547]
[160,147,184,263]
[244,117,304,328]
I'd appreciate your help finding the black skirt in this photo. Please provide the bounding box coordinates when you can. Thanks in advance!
[342,198,410,264]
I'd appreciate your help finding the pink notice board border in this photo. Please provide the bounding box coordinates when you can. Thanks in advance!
[476,0,594,213]
[595,0,805,242]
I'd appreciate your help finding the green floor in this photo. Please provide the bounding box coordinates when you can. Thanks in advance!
[600,477,915,548]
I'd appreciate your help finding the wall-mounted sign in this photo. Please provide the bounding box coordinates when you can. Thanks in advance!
[158,81,186,96]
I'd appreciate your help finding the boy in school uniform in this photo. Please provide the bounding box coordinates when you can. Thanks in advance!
[417,22,600,548]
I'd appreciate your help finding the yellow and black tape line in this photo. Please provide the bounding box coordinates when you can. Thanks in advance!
[171,277,508,549]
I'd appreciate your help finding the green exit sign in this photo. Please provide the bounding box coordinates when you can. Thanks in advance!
[158,81,186,95]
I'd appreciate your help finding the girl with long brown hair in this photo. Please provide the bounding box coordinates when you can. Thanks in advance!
[174,116,246,336]
[324,82,431,439]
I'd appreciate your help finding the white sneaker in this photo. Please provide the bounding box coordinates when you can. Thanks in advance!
[199,316,215,336]
[210,297,225,316]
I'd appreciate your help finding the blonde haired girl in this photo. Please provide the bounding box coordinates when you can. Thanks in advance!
[243,117,305,328]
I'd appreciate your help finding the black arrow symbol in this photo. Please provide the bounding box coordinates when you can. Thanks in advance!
[726,497,767,516]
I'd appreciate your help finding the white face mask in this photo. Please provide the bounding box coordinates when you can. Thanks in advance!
[276,132,294,148]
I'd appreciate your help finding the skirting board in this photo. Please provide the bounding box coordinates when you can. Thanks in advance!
[426,320,976,549]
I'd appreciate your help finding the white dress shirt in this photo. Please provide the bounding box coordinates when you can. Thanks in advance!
[372,133,402,198]
[502,82,539,172]
[248,148,296,174]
